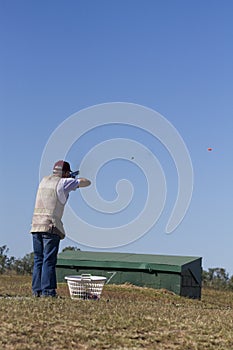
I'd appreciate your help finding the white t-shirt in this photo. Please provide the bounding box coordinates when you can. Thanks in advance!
[56,178,80,205]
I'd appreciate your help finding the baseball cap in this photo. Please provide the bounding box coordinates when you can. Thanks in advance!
[53,160,72,174]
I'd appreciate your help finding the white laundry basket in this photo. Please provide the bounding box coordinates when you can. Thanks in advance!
[65,274,106,300]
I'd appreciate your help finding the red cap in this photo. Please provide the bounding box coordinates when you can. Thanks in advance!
[53,160,72,174]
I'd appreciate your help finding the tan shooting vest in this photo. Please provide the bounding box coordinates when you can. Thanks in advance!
[31,175,66,239]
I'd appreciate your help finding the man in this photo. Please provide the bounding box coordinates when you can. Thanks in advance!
[30,160,91,297]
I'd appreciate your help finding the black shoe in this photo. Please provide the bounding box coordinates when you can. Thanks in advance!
[41,294,57,298]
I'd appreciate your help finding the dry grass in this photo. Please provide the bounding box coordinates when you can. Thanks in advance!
[0,275,233,349]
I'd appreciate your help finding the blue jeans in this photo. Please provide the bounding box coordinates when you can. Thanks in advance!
[32,232,60,297]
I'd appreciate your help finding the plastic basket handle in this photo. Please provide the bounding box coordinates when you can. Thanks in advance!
[81,274,92,281]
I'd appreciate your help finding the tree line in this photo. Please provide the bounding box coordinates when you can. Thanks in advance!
[1,245,233,291]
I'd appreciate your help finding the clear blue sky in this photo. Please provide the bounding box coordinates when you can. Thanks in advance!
[1,1,233,275]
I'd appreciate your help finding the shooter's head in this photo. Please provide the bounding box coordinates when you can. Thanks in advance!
[53,160,72,178]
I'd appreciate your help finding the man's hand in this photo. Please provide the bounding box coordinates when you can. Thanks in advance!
[78,178,91,187]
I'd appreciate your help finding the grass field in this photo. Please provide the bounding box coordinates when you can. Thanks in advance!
[0,275,233,349]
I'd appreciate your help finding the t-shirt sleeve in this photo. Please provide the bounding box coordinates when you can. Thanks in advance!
[57,178,80,204]
[63,178,80,192]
